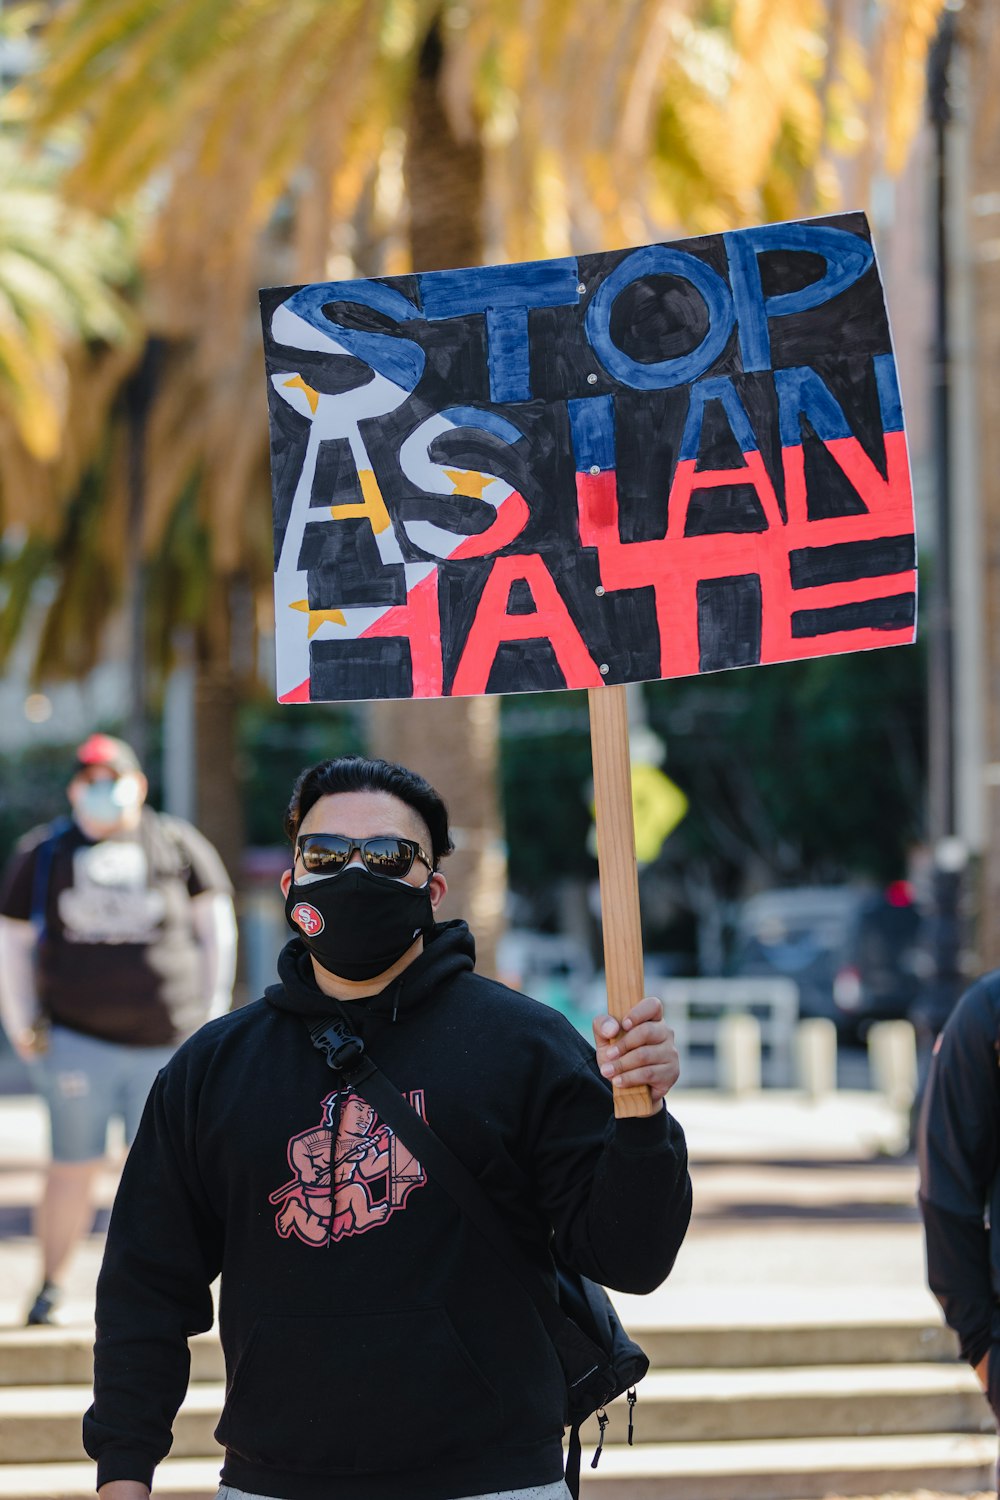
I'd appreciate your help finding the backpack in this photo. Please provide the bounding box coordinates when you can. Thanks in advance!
[305,1012,649,1498]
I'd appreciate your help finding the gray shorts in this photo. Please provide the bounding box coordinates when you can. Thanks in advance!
[30,1024,174,1162]
[215,1484,572,1500]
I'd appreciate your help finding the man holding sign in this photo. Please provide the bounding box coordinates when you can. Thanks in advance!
[86,753,691,1500]
[89,211,917,1499]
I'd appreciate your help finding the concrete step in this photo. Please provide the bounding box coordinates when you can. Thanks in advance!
[0,1457,223,1498]
[0,1435,994,1500]
[0,1363,989,1463]
[0,1318,957,1384]
[576,1433,998,1499]
[0,1383,225,1464]
[578,1362,990,1445]
[631,1319,959,1369]
[0,1327,223,1386]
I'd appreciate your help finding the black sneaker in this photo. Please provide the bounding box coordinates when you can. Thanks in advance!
[25,1283,59,1327]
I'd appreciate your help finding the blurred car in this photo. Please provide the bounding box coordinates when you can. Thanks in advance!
[729,883,923,1038]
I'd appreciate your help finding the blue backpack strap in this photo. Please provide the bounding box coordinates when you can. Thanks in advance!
[29,817,73,942]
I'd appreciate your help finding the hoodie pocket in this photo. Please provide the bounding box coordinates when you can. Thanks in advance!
[216,1307,503,1475]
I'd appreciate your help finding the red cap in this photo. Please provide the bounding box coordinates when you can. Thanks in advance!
[73,733,141,778]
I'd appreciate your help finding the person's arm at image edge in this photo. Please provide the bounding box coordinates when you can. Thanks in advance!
[918,982,1000,1398]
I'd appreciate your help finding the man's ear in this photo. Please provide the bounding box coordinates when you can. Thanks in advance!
[279,868,293,898]
[429,872,447,911]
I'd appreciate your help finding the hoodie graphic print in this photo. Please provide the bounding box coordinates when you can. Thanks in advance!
[270,1086,427,1246]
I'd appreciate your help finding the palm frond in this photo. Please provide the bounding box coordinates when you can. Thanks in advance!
[0,136,135,466]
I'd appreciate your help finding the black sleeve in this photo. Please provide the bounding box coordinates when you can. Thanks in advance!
[917,978,1000,1374]
[83,1056,223,1489]
[528,1052,692,1295]
[921,1198,992,1367]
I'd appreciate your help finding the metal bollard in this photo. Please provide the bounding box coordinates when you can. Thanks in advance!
[717,1013,762,1095]
[795,1018,838,1098]
[867,1020,918,1112]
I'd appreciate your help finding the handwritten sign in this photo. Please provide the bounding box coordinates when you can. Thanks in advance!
[261,212,915,705]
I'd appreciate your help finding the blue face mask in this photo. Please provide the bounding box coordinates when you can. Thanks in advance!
[76,777,139,826]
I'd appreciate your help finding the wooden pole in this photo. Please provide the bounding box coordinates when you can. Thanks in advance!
[588,684,655,1118]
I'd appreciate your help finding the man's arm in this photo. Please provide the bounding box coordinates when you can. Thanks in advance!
[918,978,1000,1399]
[527,998,692,1295]
[85,1060,222,1490]
[189,891,237,1019]
[0,916,41,1060]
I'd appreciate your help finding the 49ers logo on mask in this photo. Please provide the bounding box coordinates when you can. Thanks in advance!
[291,901,325,937]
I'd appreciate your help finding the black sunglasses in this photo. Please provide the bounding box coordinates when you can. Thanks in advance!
[296,833,433,880]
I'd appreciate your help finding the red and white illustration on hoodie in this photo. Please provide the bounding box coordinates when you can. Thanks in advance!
[269,1088,427,1246]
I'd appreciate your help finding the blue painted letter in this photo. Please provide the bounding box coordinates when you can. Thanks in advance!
[586,245,735,390]
[724,222,875,373]
[418,260,580,403]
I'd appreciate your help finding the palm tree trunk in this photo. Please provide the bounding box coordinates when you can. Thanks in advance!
[405,19,484,273]
[368,16,506,977]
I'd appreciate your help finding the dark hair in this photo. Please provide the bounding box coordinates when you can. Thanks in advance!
[283,755,453,868]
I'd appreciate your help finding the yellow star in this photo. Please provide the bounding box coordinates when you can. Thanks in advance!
[290,599,346,638]
[282,375,320,414]
[444,468,494,501]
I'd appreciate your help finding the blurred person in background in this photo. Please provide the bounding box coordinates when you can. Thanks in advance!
[0,733,236,1327]
[918,971,1000,1487]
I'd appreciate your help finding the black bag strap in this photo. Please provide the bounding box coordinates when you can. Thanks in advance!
[305,1010,608,1497]
[306,1013,602,1361]
[29,817,73,942]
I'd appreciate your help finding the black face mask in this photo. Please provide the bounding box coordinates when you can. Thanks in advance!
[285,866,434,981]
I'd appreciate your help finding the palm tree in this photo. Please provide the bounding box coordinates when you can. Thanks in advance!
[12,0,945,963]
[0,129,137,687]
[0,131,135,512]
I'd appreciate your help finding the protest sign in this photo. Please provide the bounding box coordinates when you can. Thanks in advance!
[261,212,916,1115]
[262,211,914,707]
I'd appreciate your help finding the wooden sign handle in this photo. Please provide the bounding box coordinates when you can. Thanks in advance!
[588,684,656,1118]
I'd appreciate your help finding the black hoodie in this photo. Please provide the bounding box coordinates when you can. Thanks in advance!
[84,922,692,1500]
[919,970,1000,1417]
